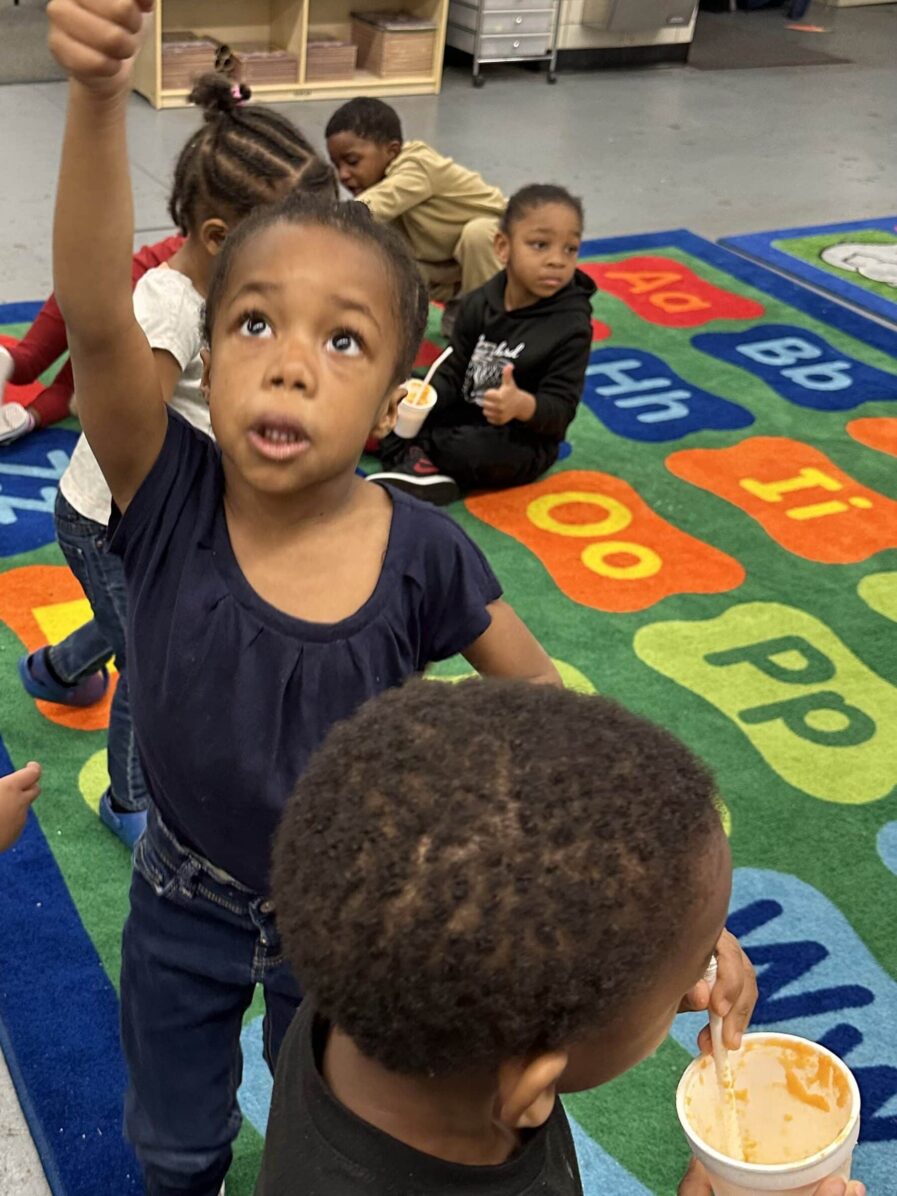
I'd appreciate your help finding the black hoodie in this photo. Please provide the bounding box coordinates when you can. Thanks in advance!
[433,268,597,446]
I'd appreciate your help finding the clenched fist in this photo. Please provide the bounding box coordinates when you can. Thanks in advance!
[48,0,154,94]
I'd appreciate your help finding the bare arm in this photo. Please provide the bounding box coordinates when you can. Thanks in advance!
[462,601,561,685]
[49,0,166,512]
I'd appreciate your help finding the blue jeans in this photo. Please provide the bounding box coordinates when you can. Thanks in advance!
[49,490,148,812]
[122,810,302,1196]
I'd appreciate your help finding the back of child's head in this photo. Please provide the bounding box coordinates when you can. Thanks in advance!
[272,677,722,1078]
[169,74,337,235]
[203,193,428,386]
[500,183,584,235]
[324,97,403,146]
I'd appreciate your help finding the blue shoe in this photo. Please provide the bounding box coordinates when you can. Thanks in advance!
[19,648,109,707]
[99,789,147,849]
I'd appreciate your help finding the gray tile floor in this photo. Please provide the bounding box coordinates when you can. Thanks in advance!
[1,3,896,1191]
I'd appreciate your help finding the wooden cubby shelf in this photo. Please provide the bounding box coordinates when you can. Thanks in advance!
[133,0,450,108]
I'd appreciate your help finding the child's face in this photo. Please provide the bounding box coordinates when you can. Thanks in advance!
[326,132,402,196]
[497,203,582,302]
[558,828,733,1094]
[204,221,403,495]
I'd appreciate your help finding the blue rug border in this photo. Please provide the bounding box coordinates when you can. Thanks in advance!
[581,227,897,354]
[717,217,897,325]
[0,737,139,1187]
[0,300,45,325]
[1,236,894,1195]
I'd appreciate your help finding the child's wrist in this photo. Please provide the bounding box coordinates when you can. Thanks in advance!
[515,391,536,422]
[69,76,131,111]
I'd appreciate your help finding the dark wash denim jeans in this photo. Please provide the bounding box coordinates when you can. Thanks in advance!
[49,490,148,811]
[122,809,302,1196]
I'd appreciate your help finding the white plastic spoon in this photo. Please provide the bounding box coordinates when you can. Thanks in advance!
[705,955,745,1162]
[420,344,453,391]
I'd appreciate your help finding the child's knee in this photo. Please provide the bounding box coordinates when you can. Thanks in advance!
[456,216,500,259]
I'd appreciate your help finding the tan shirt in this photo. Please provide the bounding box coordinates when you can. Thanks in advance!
[358,140,506,264]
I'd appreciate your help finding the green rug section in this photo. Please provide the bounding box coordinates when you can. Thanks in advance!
[773,230,897,302]
[3,231,897,1194]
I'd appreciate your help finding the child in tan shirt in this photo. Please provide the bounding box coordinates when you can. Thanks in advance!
[326,97,505,303]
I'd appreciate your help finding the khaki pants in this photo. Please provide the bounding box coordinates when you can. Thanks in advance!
[416,216,501,301]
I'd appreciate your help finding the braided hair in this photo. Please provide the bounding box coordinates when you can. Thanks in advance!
[168,74,337,235]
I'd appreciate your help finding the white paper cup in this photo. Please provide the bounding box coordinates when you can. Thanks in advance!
[394,379,437,439]
[676,1033,860,1196]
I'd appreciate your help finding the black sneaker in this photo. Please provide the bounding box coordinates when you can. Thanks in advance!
[369,447,461,506]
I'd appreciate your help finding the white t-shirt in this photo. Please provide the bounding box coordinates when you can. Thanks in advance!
[59,265,211,525]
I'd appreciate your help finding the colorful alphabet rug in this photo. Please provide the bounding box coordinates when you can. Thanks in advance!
[722,217,897,327]
[2,229,897,1195]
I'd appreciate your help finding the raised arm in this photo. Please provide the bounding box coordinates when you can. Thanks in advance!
[49,0,167,511]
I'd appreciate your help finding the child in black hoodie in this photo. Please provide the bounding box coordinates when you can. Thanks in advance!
[372,185,595,504]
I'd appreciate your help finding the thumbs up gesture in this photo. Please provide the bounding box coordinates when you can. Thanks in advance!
[48,0,154,93]
[482,364,536,427]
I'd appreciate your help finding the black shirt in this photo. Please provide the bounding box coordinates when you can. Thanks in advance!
[108,412,502,892]
[255,1003,584,1196]
[433,269,596,446]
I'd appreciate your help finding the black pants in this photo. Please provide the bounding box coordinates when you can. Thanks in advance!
[382,404,557,491]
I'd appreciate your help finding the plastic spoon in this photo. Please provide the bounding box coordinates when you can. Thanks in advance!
[420,345,453,391]
[705,956,745,1162]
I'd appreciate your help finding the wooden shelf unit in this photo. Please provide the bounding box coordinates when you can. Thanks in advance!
[133,0,450,108]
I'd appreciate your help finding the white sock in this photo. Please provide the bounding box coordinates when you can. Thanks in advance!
[0,402,37,445]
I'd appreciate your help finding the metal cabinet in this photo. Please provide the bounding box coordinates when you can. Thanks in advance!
[446,0,562,86]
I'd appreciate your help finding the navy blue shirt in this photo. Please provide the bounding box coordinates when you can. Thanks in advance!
[110,412,502,892]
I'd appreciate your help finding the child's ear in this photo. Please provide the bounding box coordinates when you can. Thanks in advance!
[200,218,230,257]
[372,384,405,438]
[495,1050,568,1131]
[494,230,510,268]
[386,139,403,165]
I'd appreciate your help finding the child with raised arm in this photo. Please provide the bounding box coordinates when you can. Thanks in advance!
[19,70,335,847]
[259,679,858,1196]
[48,3,559,1193]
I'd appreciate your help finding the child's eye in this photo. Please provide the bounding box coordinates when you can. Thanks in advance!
[239,313,272,338]
[327,330,364,357]
[530,241,547,251]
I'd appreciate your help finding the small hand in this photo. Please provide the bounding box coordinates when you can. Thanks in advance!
[0,761,42,852]
[481,365,535,427]
[679,929,757,1052]
[48,0,154,93]
[678,1158,865,1196]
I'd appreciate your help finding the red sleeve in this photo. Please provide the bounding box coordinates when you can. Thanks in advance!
[130,236,185,287]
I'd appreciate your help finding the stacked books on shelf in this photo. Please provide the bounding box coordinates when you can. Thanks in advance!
[230,43,299,86]
[350,11,437,77]
[161,30,221,91]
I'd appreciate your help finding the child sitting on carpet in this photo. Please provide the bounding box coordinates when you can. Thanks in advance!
[325,97,506,308]
[256,678,768,1196]
[0,235,182,446]
[0,761,41,852]
[50,2,560,1191]
[373,184,595,505]
[21,70,335,849]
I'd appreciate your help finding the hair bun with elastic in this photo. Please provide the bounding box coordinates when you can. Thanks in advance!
[188,71,251,118]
